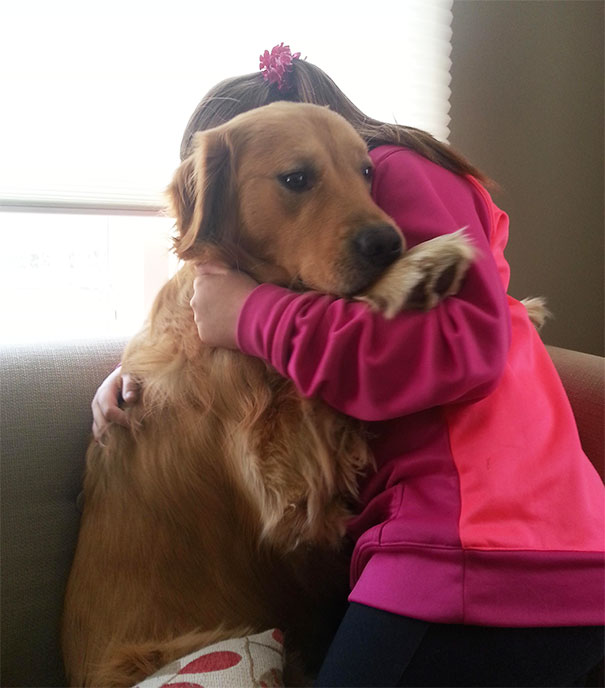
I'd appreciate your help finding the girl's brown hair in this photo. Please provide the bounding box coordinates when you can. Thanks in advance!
[180,59,486,183]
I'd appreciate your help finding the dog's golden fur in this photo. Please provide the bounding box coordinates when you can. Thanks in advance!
[62,102,478,687]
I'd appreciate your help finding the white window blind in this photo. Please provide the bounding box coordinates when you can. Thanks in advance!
[0,0,453,214]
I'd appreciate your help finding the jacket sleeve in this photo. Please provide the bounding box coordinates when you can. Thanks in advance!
[236,148,511,422]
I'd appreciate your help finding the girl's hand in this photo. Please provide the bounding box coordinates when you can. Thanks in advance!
[91,365,139,441]
[190,263,258,349]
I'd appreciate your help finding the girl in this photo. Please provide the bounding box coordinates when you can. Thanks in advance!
[92,46,604,686]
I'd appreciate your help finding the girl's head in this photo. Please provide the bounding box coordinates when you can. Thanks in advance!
[180,58,369,159]
[180,49,485,181]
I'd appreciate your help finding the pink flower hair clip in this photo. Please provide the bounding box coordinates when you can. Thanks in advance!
[259,43,301,91]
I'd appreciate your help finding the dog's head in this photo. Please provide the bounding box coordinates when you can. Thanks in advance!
[167,102,404,296]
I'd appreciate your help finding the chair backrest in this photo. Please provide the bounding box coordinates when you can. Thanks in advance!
[547,345,605,480]
[0,339,127,687]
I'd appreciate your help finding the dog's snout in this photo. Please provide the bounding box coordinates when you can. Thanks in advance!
[352,225,403,269]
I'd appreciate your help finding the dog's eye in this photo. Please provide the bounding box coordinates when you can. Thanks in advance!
[362,166,373,182]
[279,171,312,192]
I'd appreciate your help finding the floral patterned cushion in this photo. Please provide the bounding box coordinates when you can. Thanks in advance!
[135,629,284,688]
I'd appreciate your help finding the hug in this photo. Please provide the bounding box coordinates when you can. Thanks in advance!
[55,46,605,687]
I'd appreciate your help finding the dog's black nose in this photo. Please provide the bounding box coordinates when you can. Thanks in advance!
[352,225,403,268]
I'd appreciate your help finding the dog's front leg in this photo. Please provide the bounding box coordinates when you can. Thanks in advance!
[356,228,476,318]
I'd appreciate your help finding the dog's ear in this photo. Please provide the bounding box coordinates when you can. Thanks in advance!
[166,129,234,261]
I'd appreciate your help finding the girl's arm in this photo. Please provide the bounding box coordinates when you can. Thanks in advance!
[91,367,139,440]
[235,149,511,422]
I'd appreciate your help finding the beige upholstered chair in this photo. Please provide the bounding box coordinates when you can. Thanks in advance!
[1,340,603,687]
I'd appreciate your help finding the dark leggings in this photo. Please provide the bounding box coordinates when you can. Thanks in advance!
[315,602,604,687]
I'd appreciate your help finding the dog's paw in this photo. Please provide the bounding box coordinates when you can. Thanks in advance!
[403,229,476,311]
[357,228,476,318]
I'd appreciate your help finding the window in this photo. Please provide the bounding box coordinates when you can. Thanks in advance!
[0,0,454,341]
[0,212,176,342]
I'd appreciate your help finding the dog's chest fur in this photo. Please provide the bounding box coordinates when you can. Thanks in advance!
[63,264,369,685]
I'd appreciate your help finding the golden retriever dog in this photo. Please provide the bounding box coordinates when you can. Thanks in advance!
[62,102,477,687]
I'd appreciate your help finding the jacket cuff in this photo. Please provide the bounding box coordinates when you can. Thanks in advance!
[236,283,295,364]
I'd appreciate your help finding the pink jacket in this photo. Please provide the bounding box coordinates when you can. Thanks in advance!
[237,145,605,627]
